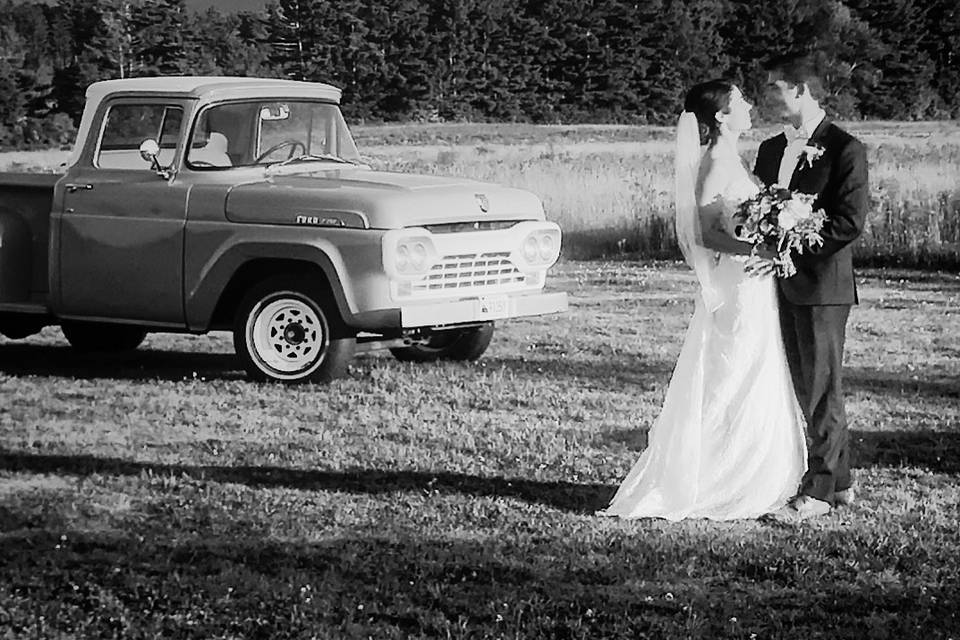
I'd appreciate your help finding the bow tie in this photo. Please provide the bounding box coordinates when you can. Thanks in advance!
[783,125,808,144]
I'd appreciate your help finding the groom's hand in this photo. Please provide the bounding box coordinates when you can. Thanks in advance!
[745,255,778,277]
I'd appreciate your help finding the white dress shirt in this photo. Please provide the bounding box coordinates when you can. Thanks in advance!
[777,108,826,187]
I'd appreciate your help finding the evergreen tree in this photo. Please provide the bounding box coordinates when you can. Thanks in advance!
[424,0,485,120]
[2,0,960,140]
[132,0,188,76]
[920,0,960,116]
[469,0,545,121]
[679,0,730,89]
[845,0,937,119]
[183,8,272,76]
[325,0,382,118]
[96,0,138,78]
[808,1,885,118]
[579,0,651,122]
[182,8,226,75]
[630,0,730,123]
[267,0,315,81]
[3,1,55,119]
[367,0,432,120]
[231,11,275,77]
[528,0,607,122]
[424,0,534,121]
[718,0,806,111]
[0,18,28,134]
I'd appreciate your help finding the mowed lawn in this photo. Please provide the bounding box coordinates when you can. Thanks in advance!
[1,261,958,639]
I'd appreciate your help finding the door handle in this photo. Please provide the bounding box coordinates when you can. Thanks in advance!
[65,183,93,193]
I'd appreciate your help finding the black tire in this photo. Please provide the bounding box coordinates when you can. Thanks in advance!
[61,321,147,352]
[390,322,494,363]
[233,276,355,383]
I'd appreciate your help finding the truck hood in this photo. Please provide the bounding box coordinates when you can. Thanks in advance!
[224,168,545,229]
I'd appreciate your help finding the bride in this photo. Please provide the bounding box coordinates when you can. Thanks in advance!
[599,80,807,521]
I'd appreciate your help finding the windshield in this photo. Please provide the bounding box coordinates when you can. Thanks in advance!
[186,100,361,169]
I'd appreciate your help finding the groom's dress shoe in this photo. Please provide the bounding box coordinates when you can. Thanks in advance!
[770,495,832,522]
[834,487,856,506]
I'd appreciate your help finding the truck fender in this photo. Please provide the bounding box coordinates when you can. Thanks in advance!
[185,241,355,332]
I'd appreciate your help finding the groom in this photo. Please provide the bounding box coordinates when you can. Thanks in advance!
[753,52,870,521]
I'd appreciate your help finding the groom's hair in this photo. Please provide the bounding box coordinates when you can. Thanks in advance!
[764,51,826,100]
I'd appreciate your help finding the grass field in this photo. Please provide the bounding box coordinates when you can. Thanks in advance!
[351,121,960,266]
[1,261,959,639]
[3,120,959,266]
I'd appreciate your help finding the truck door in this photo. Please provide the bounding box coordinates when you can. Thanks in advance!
[57,101,188,325]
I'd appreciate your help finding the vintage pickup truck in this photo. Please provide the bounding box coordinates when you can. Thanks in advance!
[0,77,567,383]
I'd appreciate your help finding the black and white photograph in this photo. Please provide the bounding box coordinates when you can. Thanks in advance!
[0,0,958,637]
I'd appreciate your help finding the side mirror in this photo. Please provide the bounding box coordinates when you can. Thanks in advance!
[139,138,160,163]
[138,138,171,179]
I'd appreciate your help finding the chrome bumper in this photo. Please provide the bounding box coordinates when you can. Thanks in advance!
[399,291,568,328]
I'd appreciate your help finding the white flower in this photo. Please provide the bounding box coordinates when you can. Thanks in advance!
[778,198,813,231]
[800,144,825,168]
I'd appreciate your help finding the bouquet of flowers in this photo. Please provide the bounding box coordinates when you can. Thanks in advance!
[731,184,827,277]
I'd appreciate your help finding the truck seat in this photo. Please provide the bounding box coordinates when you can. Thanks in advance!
[190,132,232,167]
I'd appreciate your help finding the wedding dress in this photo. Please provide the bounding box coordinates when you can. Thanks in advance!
[599,116,807,521]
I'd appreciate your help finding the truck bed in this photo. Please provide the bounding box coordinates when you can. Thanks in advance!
[0,173,60,303]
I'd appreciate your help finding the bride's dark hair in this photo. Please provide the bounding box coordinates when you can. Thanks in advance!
[683,79,734,147]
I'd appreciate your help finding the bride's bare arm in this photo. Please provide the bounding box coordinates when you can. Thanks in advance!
[696,156,753,255]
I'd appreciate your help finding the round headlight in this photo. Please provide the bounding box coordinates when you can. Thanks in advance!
[411,242,428,270]
[522,235,539,262]
[397,245,410,271]
[538,234,555,261]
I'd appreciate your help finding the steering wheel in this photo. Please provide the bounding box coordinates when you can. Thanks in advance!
[255,139,306,163]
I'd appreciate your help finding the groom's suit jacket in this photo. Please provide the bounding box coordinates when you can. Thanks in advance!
[754,120,870,306]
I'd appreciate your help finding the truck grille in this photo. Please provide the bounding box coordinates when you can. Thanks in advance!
[411,252,527,294]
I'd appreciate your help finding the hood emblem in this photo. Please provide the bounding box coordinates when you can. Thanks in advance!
[296,214,344,227]
[474,193,490,213]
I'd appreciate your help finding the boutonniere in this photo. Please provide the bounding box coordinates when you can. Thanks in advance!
[799,144,825,169]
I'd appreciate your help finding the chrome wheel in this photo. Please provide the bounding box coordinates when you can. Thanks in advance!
[234,277,355,384]
[246,294,328,378]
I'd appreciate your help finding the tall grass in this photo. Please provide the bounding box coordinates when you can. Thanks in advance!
[3,121,958,267]
[360,121,960,266]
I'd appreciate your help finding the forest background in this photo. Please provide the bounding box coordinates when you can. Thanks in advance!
[0,0,958,149]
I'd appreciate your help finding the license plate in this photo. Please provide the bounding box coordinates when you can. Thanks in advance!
[475,295,510,319]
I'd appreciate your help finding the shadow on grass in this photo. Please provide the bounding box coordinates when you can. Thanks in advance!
[0,528,957,639]
[0,343,243,382]
[0,341,675,388]
[598,429,960,475]
[846,366,959,400]
[0,451,613,514]
[0,531,893,640]
[851,429,960,474]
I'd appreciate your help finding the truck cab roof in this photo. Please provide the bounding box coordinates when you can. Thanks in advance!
[71,76,344,166]
[84,76,343,103]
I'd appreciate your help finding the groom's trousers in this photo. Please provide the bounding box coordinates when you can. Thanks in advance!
[777,295,853,505]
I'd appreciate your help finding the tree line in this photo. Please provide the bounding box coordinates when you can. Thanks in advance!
[0,0,957,148]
